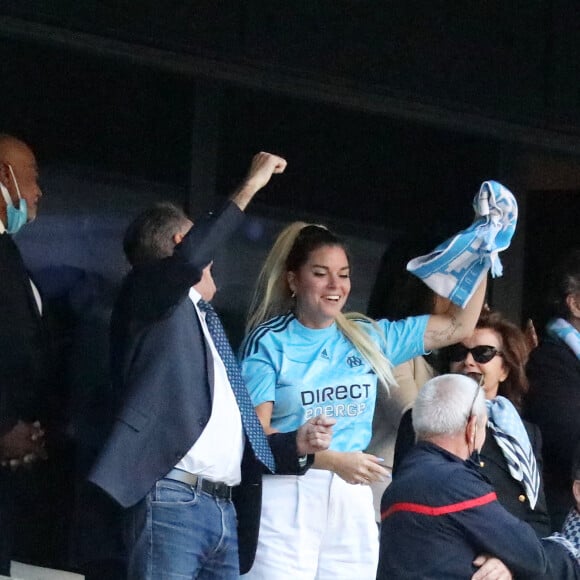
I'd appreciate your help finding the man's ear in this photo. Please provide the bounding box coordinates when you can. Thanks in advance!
[566,293,580,319]
[465,415,478,448]
[173,220,193,248]
[173,232,184,246]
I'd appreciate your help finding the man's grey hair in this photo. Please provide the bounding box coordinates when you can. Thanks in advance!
[123,202,191,267]
[412,374,487,440]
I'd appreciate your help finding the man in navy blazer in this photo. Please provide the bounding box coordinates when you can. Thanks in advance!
[90,152,334,579]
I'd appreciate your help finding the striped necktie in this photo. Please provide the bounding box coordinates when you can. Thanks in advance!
[198,299,275,472]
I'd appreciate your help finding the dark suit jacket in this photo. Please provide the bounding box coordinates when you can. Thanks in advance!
[525,335,580,530]
[380,442,579,580]
[0,232,50,435]
[393,408,551,537]
[0,231,57,571]
[89,202,307,574]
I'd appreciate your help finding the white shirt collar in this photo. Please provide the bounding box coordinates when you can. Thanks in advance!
[0,219,5,234]
[188,287,202,305]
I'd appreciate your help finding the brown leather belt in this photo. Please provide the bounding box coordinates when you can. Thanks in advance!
[165,468,233,500]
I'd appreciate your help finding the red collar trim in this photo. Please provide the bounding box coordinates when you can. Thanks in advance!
[381,492,497,521]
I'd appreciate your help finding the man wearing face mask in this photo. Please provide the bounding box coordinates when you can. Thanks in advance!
[0,134,48,574]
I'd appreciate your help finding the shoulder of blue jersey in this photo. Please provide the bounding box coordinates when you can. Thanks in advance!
[345,315,377,333]
[240,312,294,358]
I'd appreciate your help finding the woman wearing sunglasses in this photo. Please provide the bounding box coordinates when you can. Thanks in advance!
[394,308,551,537]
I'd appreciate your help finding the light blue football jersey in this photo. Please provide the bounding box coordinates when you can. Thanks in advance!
[241,312,428,452]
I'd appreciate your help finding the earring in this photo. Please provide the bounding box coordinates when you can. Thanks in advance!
[291,291,296,299]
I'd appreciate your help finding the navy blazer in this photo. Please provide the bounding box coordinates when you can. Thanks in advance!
[89,202,307,574]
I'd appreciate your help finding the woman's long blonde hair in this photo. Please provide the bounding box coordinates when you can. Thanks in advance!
[246,222,396,393]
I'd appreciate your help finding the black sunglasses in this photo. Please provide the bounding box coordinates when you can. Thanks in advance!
[448,344,502,364]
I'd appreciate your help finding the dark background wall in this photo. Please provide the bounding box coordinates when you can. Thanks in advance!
[3,1,580,128]
[1,2,579,326]
[1,33,502,232]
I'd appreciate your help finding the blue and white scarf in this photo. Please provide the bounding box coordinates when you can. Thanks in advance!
[547,318,580,361]
[547,508,580,564]
[486,396,540,509]
[407,181,517,307]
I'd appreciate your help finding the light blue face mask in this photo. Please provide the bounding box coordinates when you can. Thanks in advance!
[0,165,28,234]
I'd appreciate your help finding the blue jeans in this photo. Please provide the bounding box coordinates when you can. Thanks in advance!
[125,478,239,579]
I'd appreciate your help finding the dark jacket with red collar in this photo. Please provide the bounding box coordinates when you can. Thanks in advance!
[394,408,551,536]
[379,442,578,579]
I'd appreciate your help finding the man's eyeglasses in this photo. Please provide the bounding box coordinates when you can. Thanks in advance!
[448,344,502,365]
[466,383,484,464]
[466,382,483,422]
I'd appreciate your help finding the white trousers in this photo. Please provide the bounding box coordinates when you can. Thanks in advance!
[241,469,379,579]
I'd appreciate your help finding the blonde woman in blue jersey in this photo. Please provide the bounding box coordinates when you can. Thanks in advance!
[240,223,487,579]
